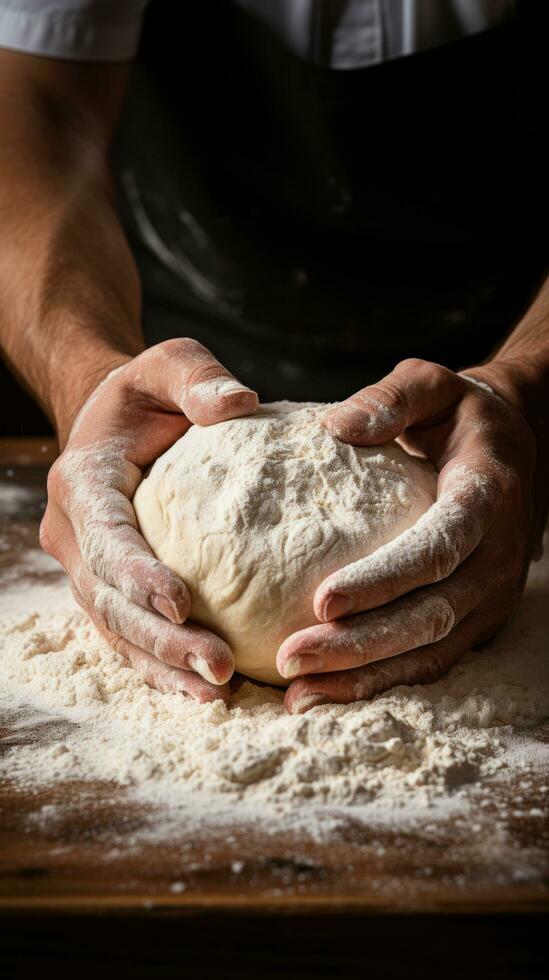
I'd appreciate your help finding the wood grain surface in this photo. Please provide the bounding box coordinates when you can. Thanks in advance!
[0,450,548,977]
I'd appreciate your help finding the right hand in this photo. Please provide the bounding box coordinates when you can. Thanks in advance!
[39,338,258,703]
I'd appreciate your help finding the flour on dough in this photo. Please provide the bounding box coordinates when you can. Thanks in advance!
[133,402,437,685]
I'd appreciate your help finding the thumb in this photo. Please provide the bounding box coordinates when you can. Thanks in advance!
[322,358,466,445]
[131,337,258,426]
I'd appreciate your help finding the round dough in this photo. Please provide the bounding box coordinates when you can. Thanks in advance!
[133,402,436,686]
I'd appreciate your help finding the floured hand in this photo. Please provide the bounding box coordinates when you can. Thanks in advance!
[281,358,543,714]
[40,338,258,703]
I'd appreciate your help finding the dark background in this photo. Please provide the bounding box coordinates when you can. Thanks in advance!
[0,1,546,438]
[2,912,548,979]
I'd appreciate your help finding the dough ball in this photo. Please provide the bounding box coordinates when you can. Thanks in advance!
[133,402,436,686]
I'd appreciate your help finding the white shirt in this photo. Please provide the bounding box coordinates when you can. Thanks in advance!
[0,0,514,68]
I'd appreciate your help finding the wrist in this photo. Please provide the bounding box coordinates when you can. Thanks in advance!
[463,356,549,557]
[461,357,549,447]
[52,345,133,449]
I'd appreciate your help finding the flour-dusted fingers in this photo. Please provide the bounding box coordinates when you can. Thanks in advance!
[127,338,259,426]
[46,449,192,623]
[279,529,517,679]
[322,359,467,446]
[313,457,508,622]
[317,358,533,625]
[284,608,488,714]
[124,646,231,703]
[86,580,233,684]
[61,538,234,685]
[79,600,230,704]
[278,595,455,680]
[70,340,259,446]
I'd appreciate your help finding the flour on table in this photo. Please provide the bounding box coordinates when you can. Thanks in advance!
[133,401,436,685]
[1,542,548,840]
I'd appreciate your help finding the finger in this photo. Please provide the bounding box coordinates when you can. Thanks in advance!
[54,451,191,622]
[314,460,499,621]
[84,603,230,704]
[131,338,259,425]
[125,646,230,703]
[279,529,513,678]
[284,608,483,714]
[70,557,234,685]
[278,593,455,679]
[322,358,466,446]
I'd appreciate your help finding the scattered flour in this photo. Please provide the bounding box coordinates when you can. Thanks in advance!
[1,538,548,840]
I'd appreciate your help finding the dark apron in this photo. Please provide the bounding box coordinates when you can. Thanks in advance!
[112,0,545,403]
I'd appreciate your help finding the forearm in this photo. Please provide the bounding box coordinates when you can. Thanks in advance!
[464,274,549,546]
[465,275,549,438]
[0,88,143,444]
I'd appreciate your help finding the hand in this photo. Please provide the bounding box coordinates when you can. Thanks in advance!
[40,338,258,703]
[279,357,544,714]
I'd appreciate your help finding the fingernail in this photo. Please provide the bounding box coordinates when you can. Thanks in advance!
[193,377,255,401]
[213,377,252,397]
[320,592,352,622]
[151,594,183,623]
[186,653,226,686]
[281,654,324,679]
[218,386,259,412]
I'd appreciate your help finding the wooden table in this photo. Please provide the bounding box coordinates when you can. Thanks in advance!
[1,441,548,977]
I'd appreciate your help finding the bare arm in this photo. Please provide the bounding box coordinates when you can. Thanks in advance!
[469,275,549,451]
[466,275,549,554]
[0,50,259,703]
[481,274,549,392]
[0,49,141,445]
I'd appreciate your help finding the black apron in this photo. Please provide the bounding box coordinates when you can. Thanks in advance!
[112,0,546,403]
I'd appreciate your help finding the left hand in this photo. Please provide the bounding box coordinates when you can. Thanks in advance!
[279,358,545,714]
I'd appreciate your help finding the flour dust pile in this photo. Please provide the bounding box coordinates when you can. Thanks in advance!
[1,539,548,841]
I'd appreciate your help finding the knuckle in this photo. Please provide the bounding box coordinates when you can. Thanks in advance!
[362,378,408,417]
[46,460,64,499]
[429,593,456,640]
[432,546,458,582]
[148,338,226,390]
[396,356,430,375]
[151,633,169,663]
[131,652,163,689]
[186,361,226,389]
[110,633,127,657]
[371,381,408,416]
[91,588,113,629]
[396,357,454,392]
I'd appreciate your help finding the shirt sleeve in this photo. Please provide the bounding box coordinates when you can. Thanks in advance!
[0,0,150,63]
